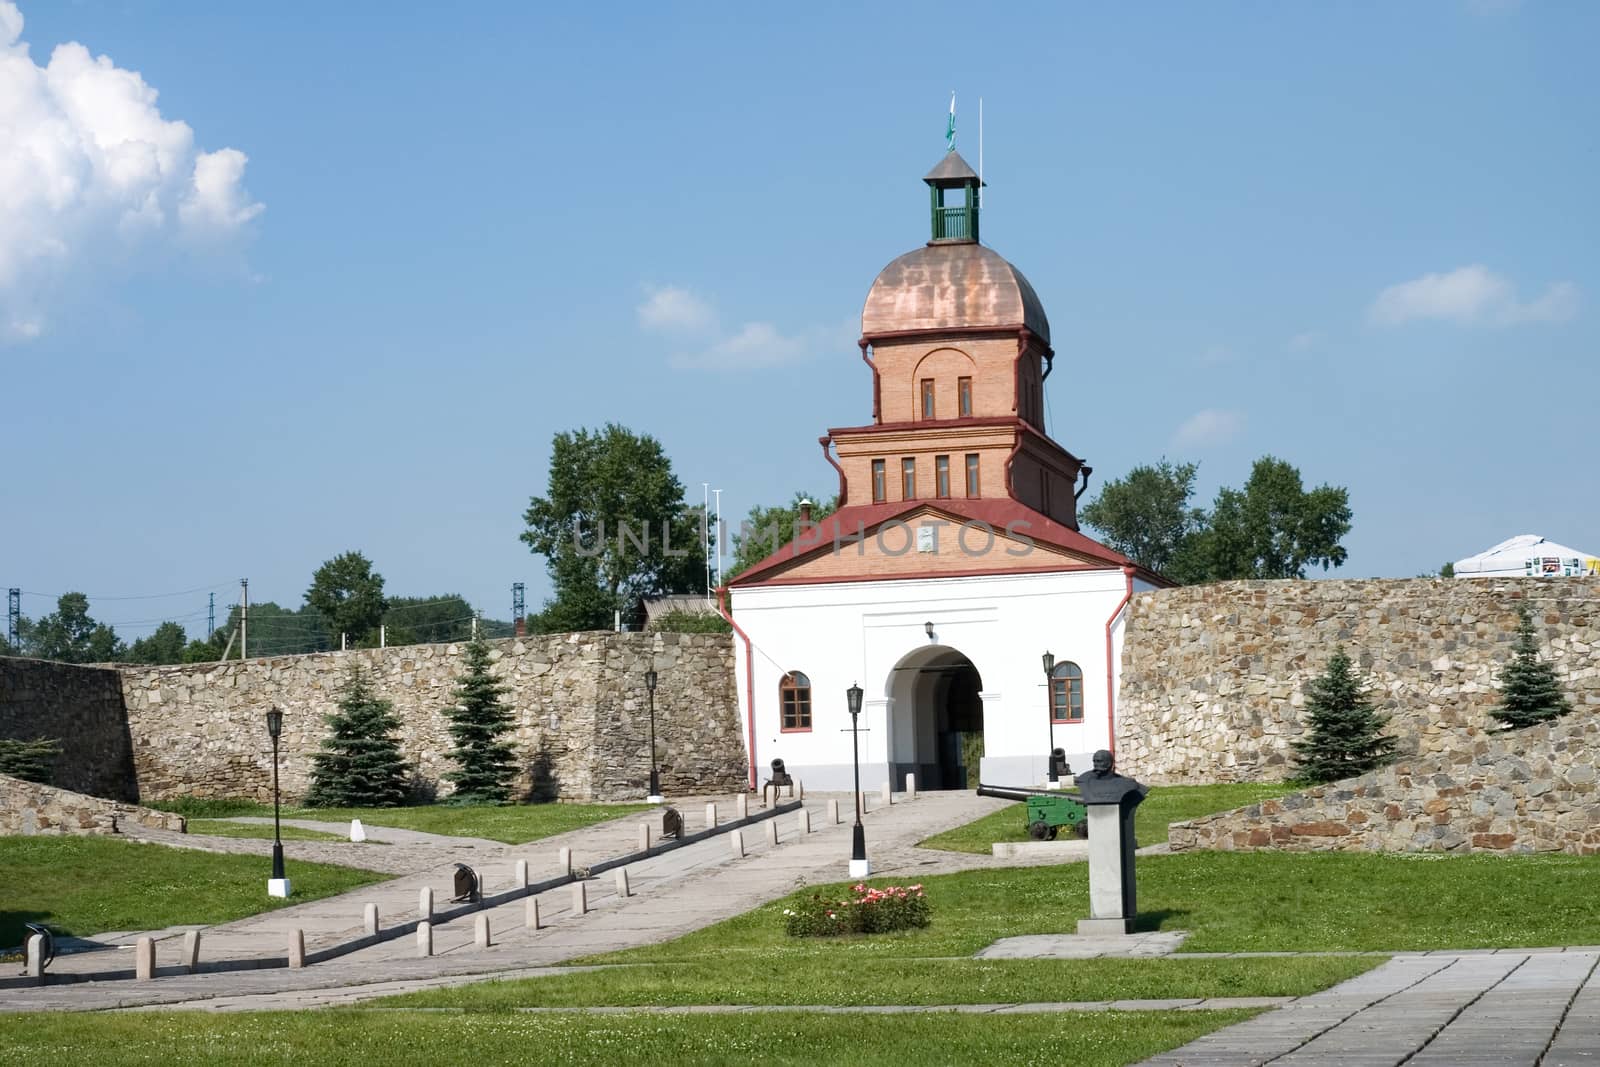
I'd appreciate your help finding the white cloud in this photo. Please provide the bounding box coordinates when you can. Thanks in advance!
[1369,265,1578,327]
[637,285,716,333]
[1173,408,1244,449]
[0,2,262,340]
[637,283,838,370]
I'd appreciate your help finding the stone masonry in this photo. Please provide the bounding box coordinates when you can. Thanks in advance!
[0,657,136,800]
[118,631,745,804]
[1169,711,1600,855]
[1118,577,1600,782]
[0,772,186,836]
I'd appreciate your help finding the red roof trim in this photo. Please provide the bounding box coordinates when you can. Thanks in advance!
[726,498,1162,587]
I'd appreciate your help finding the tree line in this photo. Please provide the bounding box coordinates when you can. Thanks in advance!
[1,554,512,665]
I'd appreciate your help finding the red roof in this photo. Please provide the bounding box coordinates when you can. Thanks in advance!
[727,497,1160,587]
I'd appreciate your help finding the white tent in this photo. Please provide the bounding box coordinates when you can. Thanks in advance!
[1453,534,1600,578]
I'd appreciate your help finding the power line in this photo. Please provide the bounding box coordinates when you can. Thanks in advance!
[19,581,235,603]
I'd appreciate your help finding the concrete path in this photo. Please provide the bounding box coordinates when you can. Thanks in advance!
[1138,949,1600,1066]
[6,789,1045,1012]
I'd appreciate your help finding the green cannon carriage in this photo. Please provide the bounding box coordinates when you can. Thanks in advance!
[976,784,1089,840]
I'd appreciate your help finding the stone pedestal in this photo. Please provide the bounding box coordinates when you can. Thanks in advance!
[267,877,291,899]
[1074,756,1148,936]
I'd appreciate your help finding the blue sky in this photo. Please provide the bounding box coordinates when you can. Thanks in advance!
[2,1,1595,641]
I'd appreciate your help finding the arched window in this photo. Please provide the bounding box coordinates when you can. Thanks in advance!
[780,671,812,731]
[1050,662,1084,723]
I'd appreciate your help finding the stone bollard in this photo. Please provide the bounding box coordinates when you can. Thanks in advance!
[287,929,305,970]
[906,773,917,800]
[797,809,812,835]
[615,868,631,898]
[558,847,573,877]
[135,936,155,980]
[730,829,745,858]
[181,930,201,974]
[514,859,529,889]
[571,881,588,915]
[705,802,718,829]
[474,913,492,949]
[416,921,433,957]
[639,823,652,851]
[881,782,892,806]
[765,819,779,846]
[827,799,840,825]
[364,902,380,938]
[735,793,749,819]
[797,780,805,801]
[418,886,434,921]
[25,933,46,983]
[526,897,542,930]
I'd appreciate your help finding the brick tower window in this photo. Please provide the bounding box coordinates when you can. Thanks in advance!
[965,453,980,497]
[958,376,972,416]
[935,455,950,498]
[920,379,936,419]
[901,457,917,499]
[871,459,886,503]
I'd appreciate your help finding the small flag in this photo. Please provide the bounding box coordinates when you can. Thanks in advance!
[946,92,956,151]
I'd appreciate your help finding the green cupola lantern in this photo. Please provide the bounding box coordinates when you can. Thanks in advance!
[925,150,982,244]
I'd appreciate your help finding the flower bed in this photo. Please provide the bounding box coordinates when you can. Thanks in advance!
[783,883,931,937]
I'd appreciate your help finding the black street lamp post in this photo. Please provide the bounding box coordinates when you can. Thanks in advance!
[847,683,868,878]
[265,707,289,896]
[645,669,662,801]
[1042,652,1058,784]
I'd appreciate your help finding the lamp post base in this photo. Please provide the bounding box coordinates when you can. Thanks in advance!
[848,858,870,878]
[646,795,665,805]
[267,878,292,898]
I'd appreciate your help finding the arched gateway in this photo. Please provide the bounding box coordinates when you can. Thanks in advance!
[722,146,1170,794]
[885,644,984,791]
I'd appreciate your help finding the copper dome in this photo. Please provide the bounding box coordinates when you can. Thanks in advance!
[861,242,1050,344]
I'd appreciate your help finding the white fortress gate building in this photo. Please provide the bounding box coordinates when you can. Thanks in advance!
[723,152,1166,791]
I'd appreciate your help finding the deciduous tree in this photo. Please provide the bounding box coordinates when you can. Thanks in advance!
[521,424,706,631]
[1079,461,1205,580]
[124,621,190,664]
[728,492,839,580]
[1197,457,1352,580]
[15,593,124,663]
[306,552,388,648]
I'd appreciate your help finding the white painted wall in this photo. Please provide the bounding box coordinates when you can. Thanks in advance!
[729,568,1138,792]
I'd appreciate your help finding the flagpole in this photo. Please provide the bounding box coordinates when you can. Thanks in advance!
[979,97,984,211]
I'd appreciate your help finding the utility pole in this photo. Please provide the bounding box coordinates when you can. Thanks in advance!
[712,488,723,588]
[702,483,711,597]
[240,578,249,660]
[6,588,19,650]
[472,611,480,640]
[207,592,215,638]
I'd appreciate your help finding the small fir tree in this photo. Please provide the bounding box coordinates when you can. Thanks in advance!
[0,737,61,784]
[305,666,409,807]
[1492,606,1572,729]
[442,637,517,804]
[1291,647,1396,784]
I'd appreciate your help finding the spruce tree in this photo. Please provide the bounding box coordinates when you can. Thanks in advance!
[1291,647,1396,784]
[442,637,517,804]
[1492,606,1572,729]
[305,666,409,807]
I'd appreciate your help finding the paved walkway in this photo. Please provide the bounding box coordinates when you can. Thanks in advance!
[1138,949,1600,1066]
[6,789,1055,1012]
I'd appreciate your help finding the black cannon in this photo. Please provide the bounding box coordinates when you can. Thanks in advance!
[762,758,794,806]
[451,862,481,904]
[661,806,683,840]
[977,784,1089,840]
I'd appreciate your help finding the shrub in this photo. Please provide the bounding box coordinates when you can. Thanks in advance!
[0,737,60,784]
[783,883,930,937]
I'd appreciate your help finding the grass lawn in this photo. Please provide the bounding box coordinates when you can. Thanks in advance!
[0,1008,1258,1067]
[919,782,1303,854]
[185,819,355,843]
[0,836,385,947]
[150,798,650,845]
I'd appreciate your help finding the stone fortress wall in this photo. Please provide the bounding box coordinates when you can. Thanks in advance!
[1116,577,1600,782]
[0,657,136,800]
[1169,713,1600,856]
[2,631,746,805]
